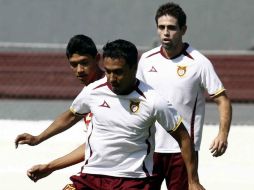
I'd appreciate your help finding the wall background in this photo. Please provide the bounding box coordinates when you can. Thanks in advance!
[0,0,254,50]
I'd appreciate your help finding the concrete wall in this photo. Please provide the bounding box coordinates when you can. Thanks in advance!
[0,0,253,50]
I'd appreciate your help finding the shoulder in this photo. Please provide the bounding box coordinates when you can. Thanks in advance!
[138,80,164,103]
[79,76,107,95]
[86,76,107,90]
[186,44,212,65]
[140,46,161,60]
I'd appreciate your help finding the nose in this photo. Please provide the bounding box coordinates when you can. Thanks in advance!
[163,28,170,36]
[77,64,85,73]
[108,73,117,83]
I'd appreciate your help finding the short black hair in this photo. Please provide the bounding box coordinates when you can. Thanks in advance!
[66,34,98,59]
[155,2,186,29]
[102,39,138,68]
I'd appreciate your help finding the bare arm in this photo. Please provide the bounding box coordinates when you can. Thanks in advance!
[210,91,232,157]
[27,143,85,182]
[15,110,83,148]
[171,122,205,190]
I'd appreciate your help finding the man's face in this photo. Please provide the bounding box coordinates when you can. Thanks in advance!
[157,15,186,51]
[103,57,136,95]
[69,53,100,86]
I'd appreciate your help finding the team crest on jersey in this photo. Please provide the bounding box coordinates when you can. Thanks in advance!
[177,65,187,77]
[130,100,140,113]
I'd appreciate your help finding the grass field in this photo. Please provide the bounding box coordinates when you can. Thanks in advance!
[1,120,254,190]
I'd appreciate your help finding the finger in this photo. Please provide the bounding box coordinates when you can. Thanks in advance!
[209,145,217,153]
[15,136,23,148]
[216,145,227,156]
[209,140,216,150]
[15,134,27,147]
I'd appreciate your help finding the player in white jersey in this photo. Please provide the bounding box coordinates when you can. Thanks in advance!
[14,35,104,188]
[137,2,232,190]
[70,76,177,178]
[15,34,104,148]
[68,39,204,190]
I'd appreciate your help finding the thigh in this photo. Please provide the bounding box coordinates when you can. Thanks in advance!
[70,173,157,190]
[165,153,188,190]
[165,152,198,190]
[111,177,157,190]
[70,173,99,190]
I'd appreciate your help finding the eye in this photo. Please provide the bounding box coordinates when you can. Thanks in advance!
[167,25,178,31]
[69,62,78,68]
[112,69,124,76]
[158,25,165,30]
[79,61,89,66]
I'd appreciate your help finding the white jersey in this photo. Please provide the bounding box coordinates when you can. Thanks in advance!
[137,43,225,152]
[70,77,181,178]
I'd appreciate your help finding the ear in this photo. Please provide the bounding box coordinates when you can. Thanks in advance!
[181,25,187,35]
[95,53,101,62]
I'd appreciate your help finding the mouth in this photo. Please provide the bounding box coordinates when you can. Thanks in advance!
[76,75,88,84]
[77,74,87,79]
[162,38,171,43]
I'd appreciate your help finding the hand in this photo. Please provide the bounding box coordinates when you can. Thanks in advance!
[209,134,228,157]
[27,164,53,182]
[15,133,40,148]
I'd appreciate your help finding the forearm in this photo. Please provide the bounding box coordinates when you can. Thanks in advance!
[47,144,85,172]
[37,110,81,143]
[218,99,232,137]
[214,94,232,138]
[180,134,199,184]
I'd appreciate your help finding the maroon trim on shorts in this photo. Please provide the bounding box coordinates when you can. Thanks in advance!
[70,173,155,190]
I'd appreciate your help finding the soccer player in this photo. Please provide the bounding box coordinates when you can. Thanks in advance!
[136,2,232,190]
[23,39,205,190]
[15,34,103,147]
[15,34,103,186]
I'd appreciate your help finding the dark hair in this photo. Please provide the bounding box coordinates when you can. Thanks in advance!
[66,34,98,59]
[155,2,186,29]
[102,39,138,68]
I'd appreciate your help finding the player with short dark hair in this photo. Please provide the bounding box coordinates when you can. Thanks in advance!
[15,34,103,148]
[68,39,204,190]
[137,2,232,189]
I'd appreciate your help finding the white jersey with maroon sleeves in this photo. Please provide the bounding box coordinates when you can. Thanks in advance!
[137,43,225,152]
[70,77,181,178]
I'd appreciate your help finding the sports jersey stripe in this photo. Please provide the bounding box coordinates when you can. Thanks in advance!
[210,88,226,98]
[183,49,194,60]
[84,124,94,166]
[92,82,108,90]
[134,80,146,99]
[190,94,198,143]
[145,50,161,59]
[142,126,152,177]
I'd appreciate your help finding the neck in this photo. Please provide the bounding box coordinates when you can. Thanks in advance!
[162,42,184,59]
[120,78,138,95]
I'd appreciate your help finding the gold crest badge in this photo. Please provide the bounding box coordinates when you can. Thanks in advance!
[130,100,140,113]
[177,66,187,77]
